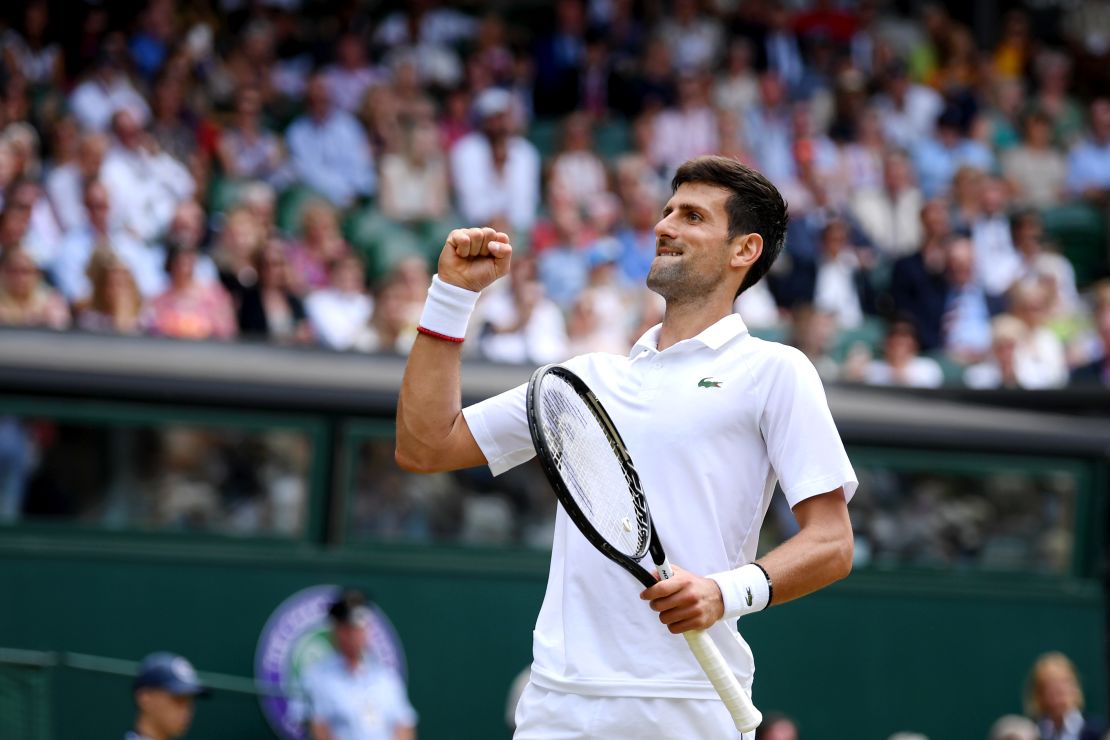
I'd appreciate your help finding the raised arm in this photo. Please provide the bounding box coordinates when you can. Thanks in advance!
[394,227,513,473]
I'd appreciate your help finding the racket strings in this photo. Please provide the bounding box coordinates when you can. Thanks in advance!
[539,376,650,558]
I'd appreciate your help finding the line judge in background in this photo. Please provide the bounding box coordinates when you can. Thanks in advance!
[127,652,207,740]
[396,155,856,738]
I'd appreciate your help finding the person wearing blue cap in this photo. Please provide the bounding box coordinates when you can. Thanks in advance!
[127,652,208,740]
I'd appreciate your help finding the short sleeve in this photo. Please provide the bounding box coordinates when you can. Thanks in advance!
[760,347,857,508]
[461,382,536,476]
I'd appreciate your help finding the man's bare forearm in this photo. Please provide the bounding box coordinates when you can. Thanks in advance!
[395,335,477,472]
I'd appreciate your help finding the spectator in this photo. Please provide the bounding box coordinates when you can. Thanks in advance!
[913,106,994,199]
[52,180,165,302]
[970,177,1021,298]
[237,241,311,345]
[45,131,108,233]
[535,197,594,310]
[1025,652,1105,740]
[129,652,207,740]
[74,249,142,334]
[851,150,924,258]
[714,39,759,122]
[305,254,373,351]
[531,0,587,117]
[0,248,69,329]
[964,315,1025,390]
[216,87,288,187]
[286,72,376,208]
[948,165,985,233]
[1007,280,1069,389]
[0,1,64,91]
[100,108,195,243]
[943,235,1000,364]
[159,200,220,287]
[788,304,839,381]
[5,177,62,270]
[449,88,540,234]
[1071,281,1110,387]
[354,277,419,355]
[1029,51,1085,148]
[68,35,150,132]
[145,244,237,341]
[148,73,197,169]
[861,318,944,388]
[475,256,568,364]
[889,199,952,351]
[744,72,794,185]
[322,32,382,114]
[763,5,804,92]
[301,589,417,740]
[1065,97,1110,201]
[378,119,451,226]
[658,0,723,73]
[285,200,351,297]
[615,184,661,287]
[873,60,943,152]
[1011,210,1081,320]
[548,113,609,211]
[1003,110,1067,209]
[210,207,264,307]
[839,107,886,194]
[813,219,871,330]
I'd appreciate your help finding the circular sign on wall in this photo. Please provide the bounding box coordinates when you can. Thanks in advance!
[254,584,407,739]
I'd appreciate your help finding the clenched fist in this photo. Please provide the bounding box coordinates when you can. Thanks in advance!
[438,227,513,293]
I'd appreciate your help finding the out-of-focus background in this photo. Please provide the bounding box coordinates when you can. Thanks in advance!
[0,0,1106,738]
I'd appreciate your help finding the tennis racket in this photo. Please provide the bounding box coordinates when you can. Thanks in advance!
[525,364,762,734]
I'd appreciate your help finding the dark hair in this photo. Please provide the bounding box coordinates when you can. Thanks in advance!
[671,155,789,297]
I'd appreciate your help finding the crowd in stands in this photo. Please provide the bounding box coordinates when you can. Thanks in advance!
[0,0,1108,389]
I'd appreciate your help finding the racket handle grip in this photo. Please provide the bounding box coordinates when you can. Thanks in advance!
[683,628,763,733]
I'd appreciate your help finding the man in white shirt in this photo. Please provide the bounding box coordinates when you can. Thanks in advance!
[46,131,109,233]
[970,177,1021,298]
[52,180,166,302]
[396,156,856,738]
[449,88,540,235]
[286,72,376,208]
[69,48,151,133]
[100,109,195,243]
[850,150,924,258]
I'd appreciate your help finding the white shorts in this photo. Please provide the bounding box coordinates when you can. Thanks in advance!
[513,682,755,740]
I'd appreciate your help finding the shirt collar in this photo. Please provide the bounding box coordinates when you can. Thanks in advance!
[629,313,749,357]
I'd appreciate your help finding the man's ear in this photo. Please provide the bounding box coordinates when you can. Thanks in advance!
[730,232,763,270]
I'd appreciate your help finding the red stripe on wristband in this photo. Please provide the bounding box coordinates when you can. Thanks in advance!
[417,326,465,343]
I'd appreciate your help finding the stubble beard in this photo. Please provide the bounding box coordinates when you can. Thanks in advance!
[646,253,722,307]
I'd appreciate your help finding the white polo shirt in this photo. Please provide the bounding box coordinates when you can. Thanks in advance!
[462,313,857,699]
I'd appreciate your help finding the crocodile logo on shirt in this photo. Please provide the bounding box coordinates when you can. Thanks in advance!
[745,587,753,607]
[698,377,723,388]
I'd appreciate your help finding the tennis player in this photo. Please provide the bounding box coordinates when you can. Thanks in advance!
[396,155,857,738]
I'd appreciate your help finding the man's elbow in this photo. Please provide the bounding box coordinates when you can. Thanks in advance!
[395,444,437,474]
[833,531,854,581]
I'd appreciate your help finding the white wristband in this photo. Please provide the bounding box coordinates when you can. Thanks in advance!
[708,563,771,620]
[417,274,481,342]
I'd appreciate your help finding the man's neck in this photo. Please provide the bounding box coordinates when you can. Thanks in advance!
[656,298,733,351]
[134,716,165,740]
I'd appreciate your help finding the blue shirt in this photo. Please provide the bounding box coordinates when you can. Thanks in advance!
[1066,137,1110,194]
[301,654,416,740]
[913,137,994,198]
